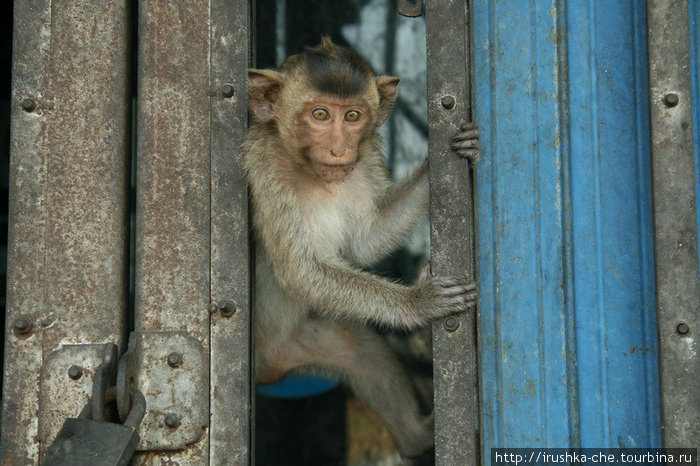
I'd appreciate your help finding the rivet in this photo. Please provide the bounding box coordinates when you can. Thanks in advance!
[167,352,183,368]
[68,365,83,380]
[21,98,37,112]
[441,95,456,110]
[221,84,235,98]
[208,301,219,315]
[676,322,689,335]
[13,316,32,334]
[165,412,181,428]
[663,93,679,108]
[444,316,460,332]
[218,301,238,317]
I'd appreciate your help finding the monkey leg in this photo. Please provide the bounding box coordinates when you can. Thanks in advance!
[262,318,435,458]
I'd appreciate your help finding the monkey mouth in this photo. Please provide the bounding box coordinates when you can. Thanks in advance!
[313,162,354,181]
[299,148,355,181]
[317,161,353,168]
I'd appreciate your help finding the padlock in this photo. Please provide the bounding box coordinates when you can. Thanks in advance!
[43,387,146,466]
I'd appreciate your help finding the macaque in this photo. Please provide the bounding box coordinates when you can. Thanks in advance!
[243,38,479,458]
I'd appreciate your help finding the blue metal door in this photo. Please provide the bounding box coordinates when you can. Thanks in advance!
[474,0,664,454]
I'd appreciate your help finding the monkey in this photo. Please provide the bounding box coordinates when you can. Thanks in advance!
[243,38,479,458]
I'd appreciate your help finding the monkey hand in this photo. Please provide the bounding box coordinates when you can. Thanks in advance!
[451,122,480,163]
[412,262,478,320]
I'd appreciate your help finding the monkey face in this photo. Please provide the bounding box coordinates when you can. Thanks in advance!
[246,38,400,184]
[295,98,372,182]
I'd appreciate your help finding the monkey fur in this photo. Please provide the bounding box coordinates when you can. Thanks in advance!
[243,38,479,458]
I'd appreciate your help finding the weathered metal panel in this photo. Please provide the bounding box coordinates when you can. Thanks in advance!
[209,0,252,464]
[1,0,131,462]
[473,0,661,458]
[425,1,479,464]
[134,0,211,462]
[647,0,700,449]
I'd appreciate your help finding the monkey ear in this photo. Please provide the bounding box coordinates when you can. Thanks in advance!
[375,76,400,126]
[248,69,284,122]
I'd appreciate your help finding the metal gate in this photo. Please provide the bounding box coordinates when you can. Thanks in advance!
[2,0,252,463]
[1,0,698,464]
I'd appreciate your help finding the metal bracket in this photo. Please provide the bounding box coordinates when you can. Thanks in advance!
[117,331,208,450]
[38,343,119,451]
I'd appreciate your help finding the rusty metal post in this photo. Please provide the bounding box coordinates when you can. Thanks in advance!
[134,0,252,462]
[134,0,211,462]
[1,0,132,462]
[209,0,252,464]
[426,0,480,464]
[647,0,700,449]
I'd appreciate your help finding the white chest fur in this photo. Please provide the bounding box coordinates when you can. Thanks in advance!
[304,168,375,259]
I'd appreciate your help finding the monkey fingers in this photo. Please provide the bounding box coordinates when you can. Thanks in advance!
[450,140,480,161]
[453,122,479,139]
[451,122,480,162]
[460,121,479,130]
[432,278,478,312]
[433,277,472,293]
[462,280,479,309]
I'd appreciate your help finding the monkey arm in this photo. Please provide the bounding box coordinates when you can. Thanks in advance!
[269,246,470,331]
[349,160,429,266]
[252,179,471,330]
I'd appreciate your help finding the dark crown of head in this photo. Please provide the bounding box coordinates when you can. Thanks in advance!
[302,38,373,98]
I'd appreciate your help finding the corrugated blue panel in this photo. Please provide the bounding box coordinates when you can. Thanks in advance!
[473,0,572,449]
[567,2,661,448]
[474,0,661,457]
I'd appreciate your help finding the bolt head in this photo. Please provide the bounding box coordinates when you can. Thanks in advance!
[68,365,83,380]
[441,95,456,110]
[676,322,690,335]
[218,301,238,317]
[221,84,235,98]
[165,412,181,428]
[167,352,183,368]
[663,93,679,108]
[13,316,32,334]
[444,316,460,332]
[21,98,36,112]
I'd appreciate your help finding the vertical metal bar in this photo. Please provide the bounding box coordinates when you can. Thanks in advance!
[425,0,479,464]
[209,0,252,464]
[1,2,52,460]
[1,0,131,461]
[647,0,700,449]
[135,1,211,338]
[135,0,211,462]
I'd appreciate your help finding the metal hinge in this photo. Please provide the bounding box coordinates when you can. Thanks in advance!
[117,331,208,450]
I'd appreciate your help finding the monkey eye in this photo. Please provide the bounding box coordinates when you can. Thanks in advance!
[344,110,361,122]
[311,108,330,121]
